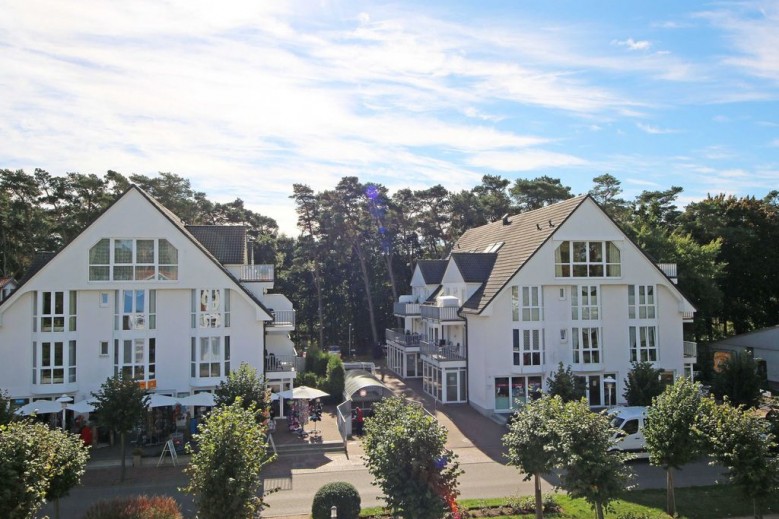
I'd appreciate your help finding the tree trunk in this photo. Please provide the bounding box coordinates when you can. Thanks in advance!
[533,472,543,519]
[355,244,379,346]
[312,266,325,349]
[754,497,762,519]
[666,467,675,516]
[595,499,604,519]
[384,253,398,304]
[120,431,127,482]
[55,498,60,519]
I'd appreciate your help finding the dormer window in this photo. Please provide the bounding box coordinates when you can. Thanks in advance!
[555,241,621,278]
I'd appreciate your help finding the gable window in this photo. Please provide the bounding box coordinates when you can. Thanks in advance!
[630,326,658,362]
[513,329,543,366]
[572,327,601,364]
[555,241,621,278]
[571,285,599,320]
[114,338,156,381]
[191,289,230,328]
[115,290,156,330]
[33,340,76,384]
[35,291,77,333]
[89,238,178,281]
[628,285,656,319]
[191,336,231,378]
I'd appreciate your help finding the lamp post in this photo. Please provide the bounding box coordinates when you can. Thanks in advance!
[603,376,616,407]
[56,394,73,431]
[348,323,353,358]
[331,505,337,518]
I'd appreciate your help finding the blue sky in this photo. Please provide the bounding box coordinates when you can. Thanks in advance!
[1,1,777,235]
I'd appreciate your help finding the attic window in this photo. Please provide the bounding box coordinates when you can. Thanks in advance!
[89,238,178,281]
[483,242,504,253]
[555,241,621,278]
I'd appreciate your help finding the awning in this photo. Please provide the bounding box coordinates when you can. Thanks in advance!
[343,369,394,402]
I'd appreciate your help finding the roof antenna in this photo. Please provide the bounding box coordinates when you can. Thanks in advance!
[536,223,542,231]
[549,219,555,228]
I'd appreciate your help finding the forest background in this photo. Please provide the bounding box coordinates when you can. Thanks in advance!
[2,168,778,378]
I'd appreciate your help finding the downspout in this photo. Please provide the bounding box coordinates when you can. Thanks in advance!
[457,306,469,403]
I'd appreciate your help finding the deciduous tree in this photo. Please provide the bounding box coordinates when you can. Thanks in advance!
[623,361,663,406]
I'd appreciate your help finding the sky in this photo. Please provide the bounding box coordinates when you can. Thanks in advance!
[1,1,778,235]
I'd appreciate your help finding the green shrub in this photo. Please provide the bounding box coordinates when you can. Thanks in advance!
[311,481,361,519]
[325,356,345,403]
[505,492,559,513]
[83,495,182,519]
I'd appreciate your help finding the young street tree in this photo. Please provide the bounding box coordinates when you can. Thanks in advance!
[184,398,275,519]
[362,397,462,519]
[706,401,779,519]
[623,361,663,406]
[502,395,564,519]
[556,399,633,519]
[214,362,270,422]
[91,374,148,482]
[0,420,88,519]
[644,377,710,516]
[545,363,585,402]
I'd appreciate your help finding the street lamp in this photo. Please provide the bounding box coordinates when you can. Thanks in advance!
[348,323,353,357]
[603,376,616,407]
[331,505,337,518]
[56,394,73,431]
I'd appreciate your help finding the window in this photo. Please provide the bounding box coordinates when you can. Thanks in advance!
[33,340,76,384]
[555,241,621,277]
[629,326,657,362]
[191,289,230,328]
[89,238,178,281]
[100,292,110,307]
[512,286,542,321]
[571,285,599,320]
[190,336,231,378]
[628,285,656,319]
[495,375,543,411]
[40,291,65,332]
[114,338,156,381]
[100,341,109,356]
[115,290,156,330]
[572,327,601,364]
[513,329,543,366]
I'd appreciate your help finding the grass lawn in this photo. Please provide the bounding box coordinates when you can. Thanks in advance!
[360,485,779,518]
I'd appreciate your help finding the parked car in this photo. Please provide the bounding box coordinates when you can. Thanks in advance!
[608,406,648,458]
[327,345,342,358]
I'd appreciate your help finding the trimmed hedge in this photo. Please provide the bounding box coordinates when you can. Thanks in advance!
[82,495,182,519]
[311,481,361,519]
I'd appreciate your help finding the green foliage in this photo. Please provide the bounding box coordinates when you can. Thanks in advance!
[623,361,663,406]
[214,362,270,421]
[644,377,710,516]
[305,347,330,376]
[712,352,764,408]
[295,371,324,389]
[545,363,585,402]
[555,399,634,519]
[704,401,779,515]
[92,374,148,481]
[183,399,275,519]
[0,389,14,425]
[0,420,89,519]
[326,355,345,402]
[82,495,183,519]
[311,481,361,519]
[510,175,573,212]
[362,397,462,519]
[505,492,559,514]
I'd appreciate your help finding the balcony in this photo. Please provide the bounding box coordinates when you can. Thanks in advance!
[681,311,694,323]
[420,305,464,322]
[238,264,274,282]
[420,339,467,361]
[385,328,421,348]
[264,354,301,373]
[268,310,295,328]
[393,302,420,317]
[684,341,697,359]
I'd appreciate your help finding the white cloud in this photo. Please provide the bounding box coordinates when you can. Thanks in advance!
[613,38,652,51]
[466,150,587,172]
[636,123,679,134]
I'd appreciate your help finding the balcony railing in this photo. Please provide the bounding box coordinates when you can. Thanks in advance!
[385,328,421,347]
[684,341,697,358]
[264,354,300,372]
[238,264,274,282]
[420,305,464,322]
[268,310,295,327]
[657,263,678,279]
[682,311,694,322]
[420,339,467,361]
[393,302,421,316]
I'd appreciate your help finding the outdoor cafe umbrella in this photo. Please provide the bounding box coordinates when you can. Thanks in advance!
[145,393,180,408]
[67,399,97,414]
[278,385,329,400]
[14,399,63,416]
[179,393,216,407]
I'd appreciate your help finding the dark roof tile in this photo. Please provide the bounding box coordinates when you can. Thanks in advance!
[186,225,246,265]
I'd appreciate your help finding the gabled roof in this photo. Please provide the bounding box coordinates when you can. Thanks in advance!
[456,196,587,313]
[416,260,448,285]
[450,252,497,283]
[0,277,18,289]
[186,225,246,265]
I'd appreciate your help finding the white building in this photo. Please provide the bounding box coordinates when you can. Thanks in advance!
[386,195,697,416]
[0,186,299,408]
[709,326,779,390]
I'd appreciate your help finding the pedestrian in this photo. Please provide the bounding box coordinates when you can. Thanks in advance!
[80,424,93,447]
[355,406,364,435]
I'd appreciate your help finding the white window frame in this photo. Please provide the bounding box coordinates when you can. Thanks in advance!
[89,238,178,281]
[571,285,599,320]
[555,241,621,278]
[572,327,601,364]
[629,325,658,362]
[629,285,656,319]
[513,328,544,366]
[33,340,76,384]
[115,290,156,331]
[114,337,156,381]
[191,289,230,328]
[190,336,231,378]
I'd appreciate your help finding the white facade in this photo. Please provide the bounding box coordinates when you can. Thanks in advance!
[387,196,696,415]
[0,187,299,407]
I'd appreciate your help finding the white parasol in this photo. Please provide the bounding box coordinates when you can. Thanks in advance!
[179,393,216,407]
[278,385,329,400]
[145,393,180,408]
[14,399,63,416]
[67,399,97,414]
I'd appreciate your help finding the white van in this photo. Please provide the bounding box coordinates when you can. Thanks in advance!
[608,406,648,459]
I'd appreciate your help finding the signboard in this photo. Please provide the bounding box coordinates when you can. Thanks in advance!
[157,439,178,467]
